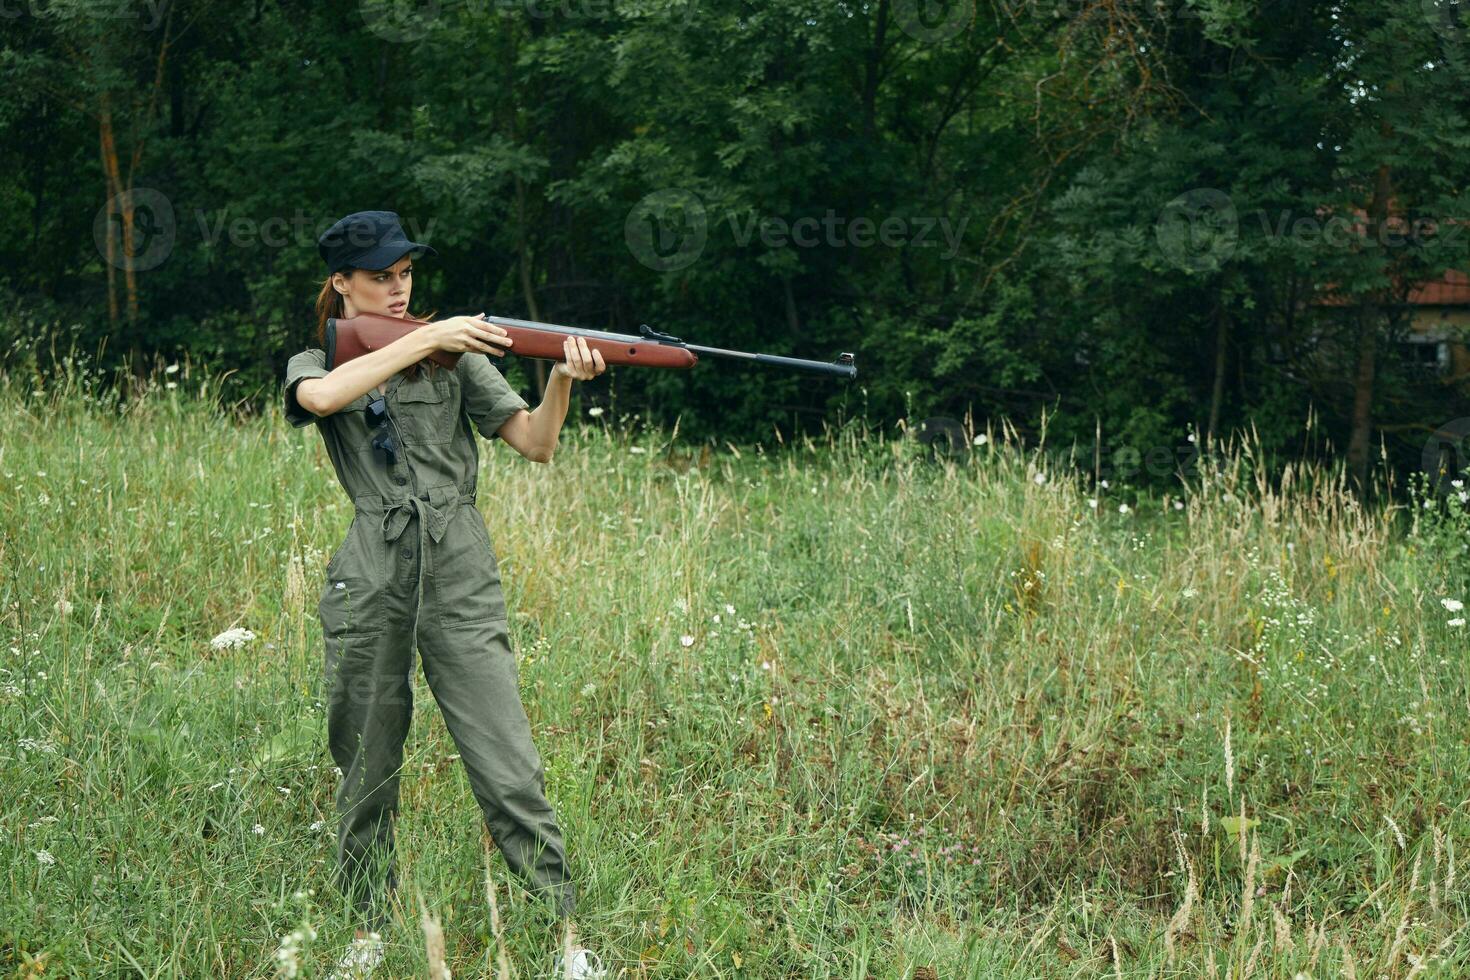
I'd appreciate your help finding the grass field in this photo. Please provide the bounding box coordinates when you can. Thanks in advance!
[3,357,1469,978]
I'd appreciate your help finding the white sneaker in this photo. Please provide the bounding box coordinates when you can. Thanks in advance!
[551,946,609,979]
[326,931,385,980]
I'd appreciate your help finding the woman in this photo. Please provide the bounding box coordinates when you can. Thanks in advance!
[282,211,608,979]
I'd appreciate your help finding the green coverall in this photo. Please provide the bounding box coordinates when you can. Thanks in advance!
[282,347,575,930]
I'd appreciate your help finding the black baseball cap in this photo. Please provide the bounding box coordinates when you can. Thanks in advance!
[317,210,438,273]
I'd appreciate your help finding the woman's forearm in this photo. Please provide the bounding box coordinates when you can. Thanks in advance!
[297,330,439,416]
[525,369,574,460]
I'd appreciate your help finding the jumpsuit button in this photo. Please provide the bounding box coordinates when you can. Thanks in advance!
[418,492,429,501]
[401,548,413,560]
[393,475,407,485]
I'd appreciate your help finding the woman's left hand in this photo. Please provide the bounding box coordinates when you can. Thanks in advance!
[552,336,607,381]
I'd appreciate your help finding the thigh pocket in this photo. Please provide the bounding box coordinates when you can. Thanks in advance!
[324,516,362,581]
[319,526,386,638]
[432,507,509,628]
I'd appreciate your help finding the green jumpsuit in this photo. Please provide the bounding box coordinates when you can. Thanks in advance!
[282,347,575,930]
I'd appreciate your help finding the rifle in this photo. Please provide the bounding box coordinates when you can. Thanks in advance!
[325,311,857,379]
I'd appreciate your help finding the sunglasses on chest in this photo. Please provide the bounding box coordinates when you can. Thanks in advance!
[365,395,398,466]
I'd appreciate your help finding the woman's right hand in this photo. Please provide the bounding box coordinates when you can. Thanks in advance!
[424,314,513,358]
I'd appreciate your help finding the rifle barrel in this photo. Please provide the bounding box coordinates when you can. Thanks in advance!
[681,343,857,378]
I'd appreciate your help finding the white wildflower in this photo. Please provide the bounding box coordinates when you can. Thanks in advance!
[1441,598,1464,613]
[580,682,596,697]
[54,599,73,616]
[680,635,695,647]
[973,433,988,445]
[1450,618,1465,628]
[1087,498,1097,509]
[210,627,257,651]
[588,406,605,417]
[629,446,647,455]
[1119,503,1131,514]
[253,824,266,835]
[724,603,735,615]
[165,364,180,374]
[35,850,55,866]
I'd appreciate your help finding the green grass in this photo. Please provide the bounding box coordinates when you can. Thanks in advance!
[3,356,1469,978]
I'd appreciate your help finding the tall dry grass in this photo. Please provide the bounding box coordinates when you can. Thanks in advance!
[1,352,1467,977]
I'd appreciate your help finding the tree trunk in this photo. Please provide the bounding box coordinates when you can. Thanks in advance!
[783,276,801,337]
[861,0,889,139]
[1345,163,1393,498]
[1345,301,1377,498]
[1207,300,1229,447]
[98,98,122,330]
[516,175,549,400]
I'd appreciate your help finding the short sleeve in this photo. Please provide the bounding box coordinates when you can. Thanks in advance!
[283,348,330,428]
[459,353,529,440]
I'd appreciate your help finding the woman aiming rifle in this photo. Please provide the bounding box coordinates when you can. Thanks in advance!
[282,210,608,979]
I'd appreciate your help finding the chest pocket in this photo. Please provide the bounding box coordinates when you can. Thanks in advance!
[325,392,374,454]
[394,378,456,444]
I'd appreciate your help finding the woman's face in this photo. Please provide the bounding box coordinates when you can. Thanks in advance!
[334,254,413,318]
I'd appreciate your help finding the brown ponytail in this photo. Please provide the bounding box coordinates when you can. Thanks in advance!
[313,268,440,381]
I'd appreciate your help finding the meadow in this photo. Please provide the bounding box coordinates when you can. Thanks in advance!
[3,355,1469,978]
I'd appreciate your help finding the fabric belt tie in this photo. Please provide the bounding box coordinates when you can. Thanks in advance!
[368,487,477,653]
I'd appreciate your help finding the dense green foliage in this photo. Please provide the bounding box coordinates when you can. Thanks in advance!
[5,361,1470,976]
[3,0,1470,491]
